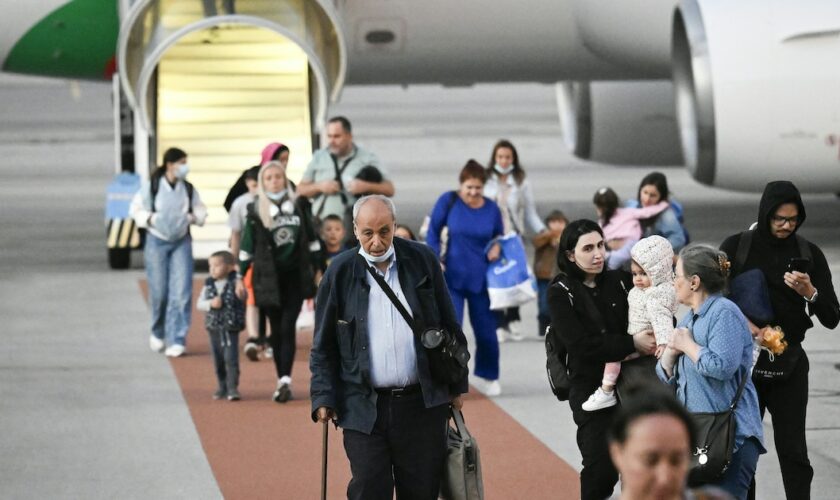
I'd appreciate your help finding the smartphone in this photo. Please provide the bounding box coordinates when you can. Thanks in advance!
[788,257,810,273]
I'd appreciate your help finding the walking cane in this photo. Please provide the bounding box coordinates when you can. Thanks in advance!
[321,419,329,500]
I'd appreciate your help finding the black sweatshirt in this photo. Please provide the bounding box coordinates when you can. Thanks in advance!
[547,270,636,392]
[720,181,839,345]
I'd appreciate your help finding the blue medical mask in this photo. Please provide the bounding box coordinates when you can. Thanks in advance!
[494,163,514,175]
[265,189,286,201]
[175,163,190,179]
[359,244,395,264]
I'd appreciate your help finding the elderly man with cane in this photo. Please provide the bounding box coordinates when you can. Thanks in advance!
[310,194,468,500]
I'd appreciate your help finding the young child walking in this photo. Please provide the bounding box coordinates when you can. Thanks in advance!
[197,250,246,401]
[582,235,677,411]
[533,210,568,336]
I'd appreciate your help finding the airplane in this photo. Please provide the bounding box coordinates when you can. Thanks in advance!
[3,0,839,267]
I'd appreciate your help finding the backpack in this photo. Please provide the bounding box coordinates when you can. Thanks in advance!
[150,169,194,214]
[545,279,573,401]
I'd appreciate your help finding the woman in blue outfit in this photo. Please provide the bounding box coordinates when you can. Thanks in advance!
[630,172,688,254]
[130,147,208,357]
[657,245,765,499]
[427,160,504,396]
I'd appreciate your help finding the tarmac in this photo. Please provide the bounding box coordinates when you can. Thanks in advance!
[1,74,839,499]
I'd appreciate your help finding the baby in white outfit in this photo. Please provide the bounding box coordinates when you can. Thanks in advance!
[583,235,678,411]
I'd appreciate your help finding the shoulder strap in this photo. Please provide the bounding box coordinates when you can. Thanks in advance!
[735,230,753,272]
[730,370,750,410]
[362,256,418,335]
[442,191,458,225]
[796,234,812,261]
[150,173,193,214]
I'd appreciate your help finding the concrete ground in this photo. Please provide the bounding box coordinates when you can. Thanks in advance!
[1,74,839,499]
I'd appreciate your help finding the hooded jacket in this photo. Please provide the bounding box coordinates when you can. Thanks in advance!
[720,181,839,344]
[627,236,678,344]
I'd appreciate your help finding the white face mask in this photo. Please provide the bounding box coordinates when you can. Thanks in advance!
[265,189,286,201]
[494,163,514,175]
[358,244,395,264]
[175,163,190,179]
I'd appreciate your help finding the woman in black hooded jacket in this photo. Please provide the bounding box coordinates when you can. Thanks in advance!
[720,181,839,499]
[548,219,657,499]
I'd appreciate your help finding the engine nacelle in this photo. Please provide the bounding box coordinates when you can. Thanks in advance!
[674,0,840,192]
[557,80,683,166]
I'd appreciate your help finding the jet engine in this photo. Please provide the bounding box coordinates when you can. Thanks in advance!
[673,0,840,192]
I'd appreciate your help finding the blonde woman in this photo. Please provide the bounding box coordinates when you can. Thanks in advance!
[238,161,325,402]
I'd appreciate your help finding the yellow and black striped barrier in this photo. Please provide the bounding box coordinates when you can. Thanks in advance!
[107,218,141,249]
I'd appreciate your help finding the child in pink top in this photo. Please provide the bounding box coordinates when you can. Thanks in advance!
[593,187,669,269]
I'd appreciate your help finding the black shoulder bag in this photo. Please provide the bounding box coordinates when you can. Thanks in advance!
[688,370,749,486]
[363,258,470,385]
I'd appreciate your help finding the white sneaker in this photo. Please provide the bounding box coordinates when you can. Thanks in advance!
[508,321,524,341]
[164,344,186,358]
[582,387,617,411]
[149,335,165,353]
[496,328,508,343]
[484,380,502,397]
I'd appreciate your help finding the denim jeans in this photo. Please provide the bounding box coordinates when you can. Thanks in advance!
[207,328,240,392]
[717,437,761,500]
[145,233,193,347]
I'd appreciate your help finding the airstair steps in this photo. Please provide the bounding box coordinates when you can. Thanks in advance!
[156,23,313,257]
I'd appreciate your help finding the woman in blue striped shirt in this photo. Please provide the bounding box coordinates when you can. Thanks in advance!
[657,245,765,499]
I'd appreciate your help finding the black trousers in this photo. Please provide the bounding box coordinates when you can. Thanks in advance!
[264,276,303,379]
[494,306,521,329]
[343,390,449,500]
[752,351,812,500]
[571,386,619,500]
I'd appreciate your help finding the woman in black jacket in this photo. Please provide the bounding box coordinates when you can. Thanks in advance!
[548,219,656,499]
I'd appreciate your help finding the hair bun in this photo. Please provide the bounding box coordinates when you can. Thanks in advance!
[717,254,731,277]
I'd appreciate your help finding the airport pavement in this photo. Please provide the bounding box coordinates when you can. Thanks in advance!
[2,74,840,499]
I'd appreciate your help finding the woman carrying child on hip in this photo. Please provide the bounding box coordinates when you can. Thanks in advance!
[593,187,669,271]
[583,236,678,411]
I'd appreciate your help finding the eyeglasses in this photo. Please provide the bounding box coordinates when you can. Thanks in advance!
[771,215,800,227]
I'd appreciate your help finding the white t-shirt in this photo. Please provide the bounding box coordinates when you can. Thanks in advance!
[228,192,255,232]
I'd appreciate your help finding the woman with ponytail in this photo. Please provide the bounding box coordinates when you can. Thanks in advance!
[130,147,207,357]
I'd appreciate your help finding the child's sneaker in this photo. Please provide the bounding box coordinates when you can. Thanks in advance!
[227,388,241,401]
[244,338,260,362]
[496,327,508,343]
[582,387,617,411]
[213,388,227,400]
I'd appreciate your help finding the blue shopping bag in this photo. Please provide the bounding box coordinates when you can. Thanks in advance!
[486,233,537,310]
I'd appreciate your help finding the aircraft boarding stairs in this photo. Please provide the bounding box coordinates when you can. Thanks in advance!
[116,0,346,259]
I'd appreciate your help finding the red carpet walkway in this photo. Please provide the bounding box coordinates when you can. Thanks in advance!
[142,279,580,499]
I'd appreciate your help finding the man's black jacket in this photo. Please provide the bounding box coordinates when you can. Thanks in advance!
[309,237,468,434]
[720,181,839,344]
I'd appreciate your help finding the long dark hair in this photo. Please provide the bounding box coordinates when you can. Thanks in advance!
[637,171,670,204]
[557,219,604,282]
[486,139,525,185]
[593,187,619,227]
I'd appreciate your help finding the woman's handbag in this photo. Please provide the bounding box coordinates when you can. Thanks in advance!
[486,233,537,310]
[687,372,749,486]
[363,258,470,385]
[440,408,484,500]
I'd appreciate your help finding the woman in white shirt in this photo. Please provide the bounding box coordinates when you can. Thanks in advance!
[483,140,546,341]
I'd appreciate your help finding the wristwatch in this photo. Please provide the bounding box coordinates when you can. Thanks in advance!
[805,288,819,303]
